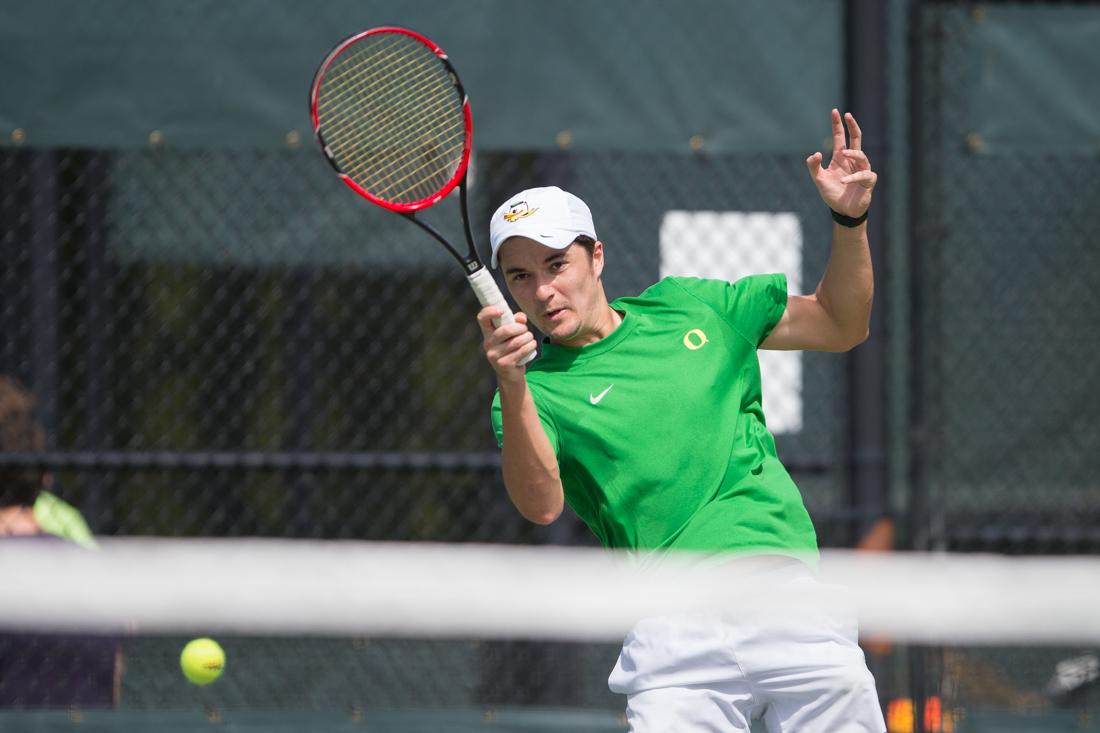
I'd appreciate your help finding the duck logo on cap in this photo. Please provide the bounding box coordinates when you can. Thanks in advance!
[503,200,539,223]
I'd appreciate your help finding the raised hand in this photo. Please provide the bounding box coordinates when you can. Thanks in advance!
[806,109,877,219]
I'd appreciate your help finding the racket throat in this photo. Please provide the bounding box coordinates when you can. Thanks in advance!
[401,213,476,271]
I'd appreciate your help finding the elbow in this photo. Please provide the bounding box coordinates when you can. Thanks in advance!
[844,326,870,351]
[507,478,564,525]
[526,507,563,526]
[521,496,563,525]
[829,309,871,351]
[822,327,869,352]
[528,489,564,525]
[816,293,872,352]
[841,300,873,351]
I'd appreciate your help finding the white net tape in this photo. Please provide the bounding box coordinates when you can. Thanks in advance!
[3,539,1099,644]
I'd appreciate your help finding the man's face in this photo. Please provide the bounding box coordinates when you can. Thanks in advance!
[498,237,605,347]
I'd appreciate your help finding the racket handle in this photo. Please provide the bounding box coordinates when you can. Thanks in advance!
[467,267,536,366]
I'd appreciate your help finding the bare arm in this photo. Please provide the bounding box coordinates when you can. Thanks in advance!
[762,109,877,352]
[762,221,872,351]
[477,307,564,524]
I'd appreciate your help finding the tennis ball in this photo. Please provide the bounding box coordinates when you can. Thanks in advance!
[180,638,225,686]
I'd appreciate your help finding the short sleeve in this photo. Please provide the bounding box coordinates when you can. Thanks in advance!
[490,389,560,456]
[732,273,788,345]
[668,274,788,346]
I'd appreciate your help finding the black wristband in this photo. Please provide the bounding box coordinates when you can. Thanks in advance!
[831,209,869,228]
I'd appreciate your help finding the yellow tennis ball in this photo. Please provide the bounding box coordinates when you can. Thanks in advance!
[180,638,225,686]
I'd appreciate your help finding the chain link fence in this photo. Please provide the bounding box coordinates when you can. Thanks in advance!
[1,146,848,544]
[3,0,1100,728]
[904,4,1100,732]
[910,1,1100,555]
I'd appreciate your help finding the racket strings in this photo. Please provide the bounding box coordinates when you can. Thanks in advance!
[333,37,464,203]
[317,33,467,205]
[318,43,448,168]
[319,40,446,136]
[327,82,462,195]
[318,36,416,91]
[324,60,462,201]
[349,40,466,200]
[351,102,464,200]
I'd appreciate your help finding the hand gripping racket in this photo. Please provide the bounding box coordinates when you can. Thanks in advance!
[310,27,535,365]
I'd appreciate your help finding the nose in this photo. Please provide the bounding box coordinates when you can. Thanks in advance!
[534,277,556,303]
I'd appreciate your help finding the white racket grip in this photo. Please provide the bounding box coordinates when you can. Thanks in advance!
[467,267,536,366]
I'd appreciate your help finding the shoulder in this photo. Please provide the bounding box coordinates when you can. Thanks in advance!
[618,276,785,314]
[660,274,786,295]
[615,277,719,312]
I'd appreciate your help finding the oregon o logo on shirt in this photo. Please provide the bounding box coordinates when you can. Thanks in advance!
[683,328,708,350]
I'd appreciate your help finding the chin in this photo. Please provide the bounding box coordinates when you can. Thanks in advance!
[539,315,567,336]
[549,323,582,344]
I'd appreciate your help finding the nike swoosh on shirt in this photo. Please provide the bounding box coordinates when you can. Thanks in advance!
[589,384,614,405]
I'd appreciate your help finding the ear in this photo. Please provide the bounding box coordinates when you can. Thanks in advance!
[591,240,605,279]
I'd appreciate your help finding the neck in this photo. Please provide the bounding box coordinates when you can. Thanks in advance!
[598,305,623,338]
[555,304,622,348]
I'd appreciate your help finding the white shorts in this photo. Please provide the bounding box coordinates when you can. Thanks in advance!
[607,560,886,733]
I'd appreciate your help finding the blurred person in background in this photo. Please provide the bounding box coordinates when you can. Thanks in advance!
[0,376,47,537]
[0,376,96,546]
[477,110,885,732]
[0,375,121,708]
[34,491,99,549]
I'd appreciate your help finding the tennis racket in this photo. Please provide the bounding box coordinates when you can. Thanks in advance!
[310,26,534,365]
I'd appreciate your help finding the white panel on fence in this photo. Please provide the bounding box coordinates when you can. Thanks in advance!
[660,211,803,434]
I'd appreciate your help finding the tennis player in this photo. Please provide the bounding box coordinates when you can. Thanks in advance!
[477,109,884,732]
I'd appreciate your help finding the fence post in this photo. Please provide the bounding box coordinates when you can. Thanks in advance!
[845,0,889,546]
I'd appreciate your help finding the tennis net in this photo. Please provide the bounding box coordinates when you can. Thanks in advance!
[2,540,1099,732]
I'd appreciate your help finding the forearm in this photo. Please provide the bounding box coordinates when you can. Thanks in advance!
[498,379,564,525]
[814,221,874,348]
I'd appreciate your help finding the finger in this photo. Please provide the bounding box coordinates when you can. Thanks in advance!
[505,334,538,366]
[831,108,845,154]
[485,322,531,349]
[490,330,536,366]
[805,151,823,179]
[494,328,534,353]
[840,148,871,169]
[845,112,863,152]
[476,306,504,337]
[840,170,878,188]
[480,309,527,343]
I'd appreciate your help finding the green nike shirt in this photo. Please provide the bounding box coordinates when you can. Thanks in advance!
[491,275,818,559]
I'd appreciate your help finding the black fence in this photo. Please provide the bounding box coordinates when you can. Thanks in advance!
[1,146,861,545]
[3,1,1100,728]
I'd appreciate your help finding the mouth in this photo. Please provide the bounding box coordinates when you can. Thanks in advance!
[544,307,567,322]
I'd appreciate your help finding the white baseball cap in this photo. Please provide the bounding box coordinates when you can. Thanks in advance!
[488,186,597,268]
